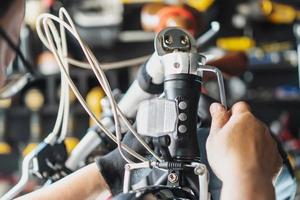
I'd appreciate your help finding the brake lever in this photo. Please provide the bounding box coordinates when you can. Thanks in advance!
[0,151,35,200]
[1,142,71,200]
[30,142,71,182]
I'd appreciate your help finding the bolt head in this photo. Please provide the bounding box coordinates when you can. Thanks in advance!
[194,166,205,175]
[181,36,189,45]
[164,35,173,45]
[168,172,179,183]
[174,62,180,69]
[42,171,48,177]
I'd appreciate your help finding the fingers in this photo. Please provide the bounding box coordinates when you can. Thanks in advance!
[209,101,251,134]
[231,101,251,115]
[210,103,230,133]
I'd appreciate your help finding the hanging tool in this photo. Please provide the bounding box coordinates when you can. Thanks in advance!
[86,87,105,127]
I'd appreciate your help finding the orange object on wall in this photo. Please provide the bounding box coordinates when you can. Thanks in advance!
[141,3,197,35]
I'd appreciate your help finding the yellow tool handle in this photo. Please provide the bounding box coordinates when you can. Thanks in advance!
[23,143,38,156]
[86,87,105,127]
[261,0,297,24]
[0,99,12,155]
[187,0,214,12]
[24,89,45,112]
[64,137,80,154]
[217,36,255,52]
[0,142,12,154]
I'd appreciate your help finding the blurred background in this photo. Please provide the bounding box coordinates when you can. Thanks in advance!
[0,0,300,197]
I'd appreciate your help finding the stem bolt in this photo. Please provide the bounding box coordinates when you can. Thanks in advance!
[174,62,180,68]
[168,172,179,183]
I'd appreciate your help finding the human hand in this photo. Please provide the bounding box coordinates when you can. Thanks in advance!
[206,102,282,199]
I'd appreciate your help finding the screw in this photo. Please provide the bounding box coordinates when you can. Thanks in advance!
[164,35,172,45]
[178,113,187,121]
[174,62,180,68]
[125,164,131,170]
[178,101,187,110]
[181,36,189,45]
[168,172,179,183]
[178,125,187,133]
[42,171,48,178]
[194,165,205,175]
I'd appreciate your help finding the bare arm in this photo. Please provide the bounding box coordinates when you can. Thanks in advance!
[16,163,111,200]
[221,172,275,200]
[17,102,280,200]
[16,120,147,199]
[206,102,281,200]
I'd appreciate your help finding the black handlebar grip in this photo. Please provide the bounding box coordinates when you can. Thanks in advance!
[164,73,202,160]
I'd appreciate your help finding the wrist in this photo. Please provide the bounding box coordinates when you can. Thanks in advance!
[221,171,275,200]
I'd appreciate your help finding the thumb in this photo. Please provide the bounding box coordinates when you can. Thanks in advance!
[210,103,230,134]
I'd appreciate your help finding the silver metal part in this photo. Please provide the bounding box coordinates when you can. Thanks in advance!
[178,113,187,121]
[178,101,187,110]
[198,65,227,109]
[168,172,179,183]
[155,28,208,77]
[161,52,206,76]
[194,165,206,176]
[190,162,210,200]
[136,98,178,137]
[178,125,187,133]
[123,162,151,193]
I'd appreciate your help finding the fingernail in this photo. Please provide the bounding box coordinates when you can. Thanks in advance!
[210,103,225,115]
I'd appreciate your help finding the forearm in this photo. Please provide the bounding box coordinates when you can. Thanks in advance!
[221,173,275,200]
[16,163,111,200]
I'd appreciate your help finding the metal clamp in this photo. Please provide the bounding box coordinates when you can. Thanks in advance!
[123,162,152,193]
[192,163,210,200]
